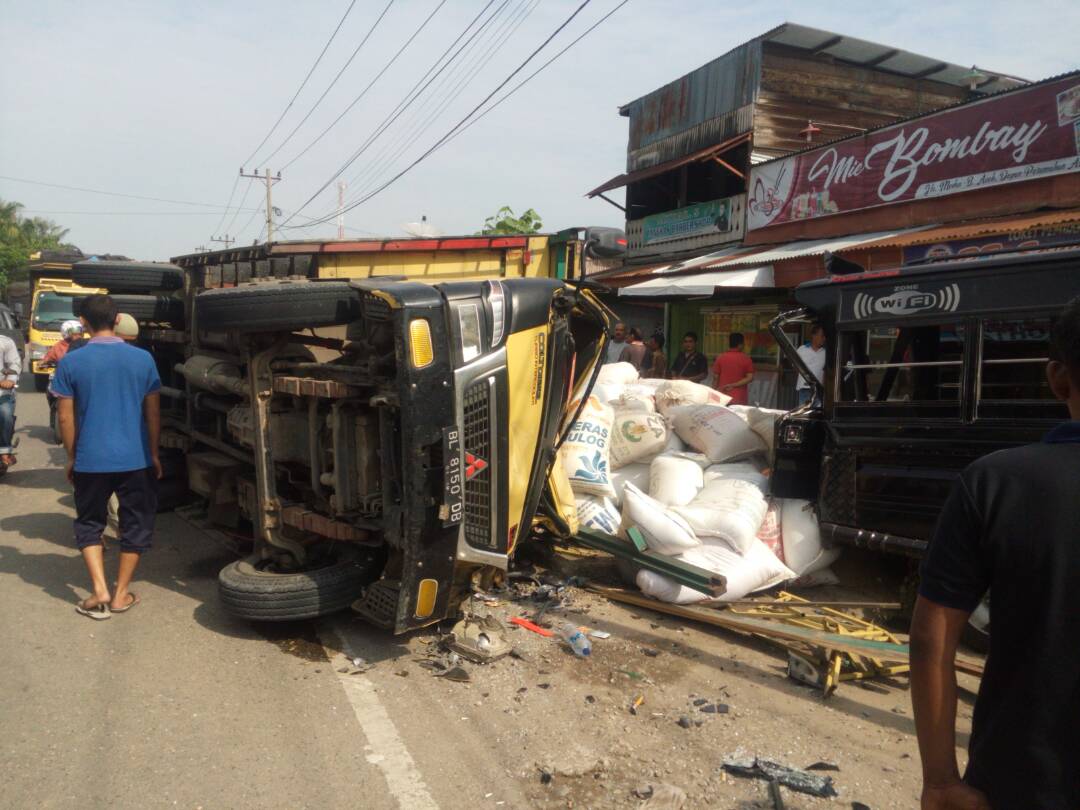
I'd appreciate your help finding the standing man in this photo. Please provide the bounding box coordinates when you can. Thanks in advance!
[605,322,627,364]
[618,326,648,372]
[52,295,162,620]
[795,323,826,406]
[644,332,668,379]
[0,331,19,468]
[712,332,755,405]
[670,331,708,383]
[909,296,1080,809]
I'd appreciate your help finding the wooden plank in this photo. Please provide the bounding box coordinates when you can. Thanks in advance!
[712,599,902,609]
[590,586,984,677]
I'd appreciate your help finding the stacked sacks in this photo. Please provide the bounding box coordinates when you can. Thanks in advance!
[566,365,840,594]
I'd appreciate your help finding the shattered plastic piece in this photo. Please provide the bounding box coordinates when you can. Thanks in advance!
[692,698,709,707]
[642,783,687,809]
[438,666,471,683]
[447,615,512,663]
[722,754,838,798]
[629,695,645,715]
[700,703,729,714]
[585,629,611,640]
[806,761,840,772]
[617,668,646,681]
[641,648,660,657]
[851,803,871,810]
[510,616,554,637]
[676,716,692,729]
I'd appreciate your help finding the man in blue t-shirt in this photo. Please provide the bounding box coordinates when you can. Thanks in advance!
[51,295,162,620]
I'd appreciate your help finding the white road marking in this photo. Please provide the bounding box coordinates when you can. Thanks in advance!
[321,625,440,810]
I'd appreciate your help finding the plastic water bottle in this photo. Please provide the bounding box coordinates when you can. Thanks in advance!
[559,623,591,657]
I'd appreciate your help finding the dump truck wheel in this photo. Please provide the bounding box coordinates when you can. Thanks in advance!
[73,260,185,293]
[218,545,373,621]
[196,281,362,333]
[73,294,185,326]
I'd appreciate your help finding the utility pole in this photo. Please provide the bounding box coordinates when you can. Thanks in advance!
[240,167,282,243]
[336,181,347,240]
[211,234,235,248]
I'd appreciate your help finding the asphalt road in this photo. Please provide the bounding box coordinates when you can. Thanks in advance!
[0,380,527,810]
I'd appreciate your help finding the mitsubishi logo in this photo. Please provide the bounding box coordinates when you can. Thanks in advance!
[465,452,488,481]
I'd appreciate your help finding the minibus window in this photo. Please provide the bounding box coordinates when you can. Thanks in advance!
[839,323,964,406]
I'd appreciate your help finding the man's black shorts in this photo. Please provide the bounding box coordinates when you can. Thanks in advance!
[73,468,158,553]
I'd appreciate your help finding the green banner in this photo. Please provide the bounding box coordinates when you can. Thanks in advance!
[642,198,731,244]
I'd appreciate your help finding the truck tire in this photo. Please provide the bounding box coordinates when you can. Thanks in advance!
[73,260,185,293]
[196,281,362,333]
[73,294,185,326]
[218,545,372,621]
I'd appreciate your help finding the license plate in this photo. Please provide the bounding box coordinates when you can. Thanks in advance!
[442,426,463,527]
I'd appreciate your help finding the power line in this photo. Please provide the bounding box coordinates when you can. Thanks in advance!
[281,0,507,225]
[20,210,260,216]
[255,0,396,168]
[0,174,261,210]
[345,0,539,203]
[443,0,631,147]
[279,0,449,172]
[241,0,359,167]
[223,178,257,236]
[292,0,602,229]
[209,174,241,237]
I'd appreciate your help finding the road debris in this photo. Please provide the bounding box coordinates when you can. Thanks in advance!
[629,694,644,715]
[447,614,512,664]
[640,783,687,809]
[510,616,554,637]
[722,753,838,798]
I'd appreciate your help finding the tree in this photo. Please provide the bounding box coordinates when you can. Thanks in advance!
[479,206,543,235]
[0,200,71,294]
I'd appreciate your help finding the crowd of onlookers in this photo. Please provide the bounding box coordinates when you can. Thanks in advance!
[603,320,827,407]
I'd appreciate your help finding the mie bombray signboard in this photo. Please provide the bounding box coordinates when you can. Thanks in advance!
[747,74,1080,232]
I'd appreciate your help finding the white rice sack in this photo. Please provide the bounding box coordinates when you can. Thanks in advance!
[559,396,616,498]
[662,426,687,454]
[610,411,668,469]
[672,478,768,553]
[671,404,767,463]
[590,382,626,407]
[781,498,832,576]
[635,538,795,604]
[704,462,770,494]
[728,405,786,455]
[621,483,700,556]
[664,450,711,469]
[627,379,663,394]
[612,391,656,414]
[654,379,731,416]
[596,362,639,387]
[575,494,621,536]
[636,569,711,605]
[610,462,651,507]
[756,498,785,563]
[791,566,841,588]
[648,454,704,507]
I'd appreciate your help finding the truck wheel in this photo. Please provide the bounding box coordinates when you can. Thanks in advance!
[196,281,362,333]
[73,294,185,326]
[218,545,374,621]
[73,260,185,293]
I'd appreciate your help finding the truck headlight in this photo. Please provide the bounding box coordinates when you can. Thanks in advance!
[409,318,434,368]
[782,423,805,445]
[457,304,481,362]
[30,342,47,360]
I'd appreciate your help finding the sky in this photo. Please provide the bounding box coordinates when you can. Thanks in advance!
[1,0,1077,261]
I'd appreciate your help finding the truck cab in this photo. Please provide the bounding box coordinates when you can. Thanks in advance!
[28,277,107,390]
[769,248,1078,558]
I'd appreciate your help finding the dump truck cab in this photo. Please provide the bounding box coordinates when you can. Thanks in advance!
[769,248,1078,557]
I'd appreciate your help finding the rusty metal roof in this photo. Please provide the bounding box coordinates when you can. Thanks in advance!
[842,209,1080,251]
[586,133,751,197]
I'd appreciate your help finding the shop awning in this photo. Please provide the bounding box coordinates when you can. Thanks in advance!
[701,228,931,268]
[586,133,751,198]
[619,266,774,297]
[840,209,1080,251]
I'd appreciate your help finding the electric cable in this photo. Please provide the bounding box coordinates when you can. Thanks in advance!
[279,0,507,226]
[255,0,396,168]
[279,0,449,172]
[289,0,599,229]
[0,174,259,209]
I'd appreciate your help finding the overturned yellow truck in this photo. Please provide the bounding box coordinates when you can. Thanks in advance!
[84,231,619,632]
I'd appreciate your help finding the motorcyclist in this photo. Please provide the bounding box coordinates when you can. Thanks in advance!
[0,332,19,469]
[42,320,86,366]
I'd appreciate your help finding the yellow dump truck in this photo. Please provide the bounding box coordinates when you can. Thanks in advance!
[28,277,107,390]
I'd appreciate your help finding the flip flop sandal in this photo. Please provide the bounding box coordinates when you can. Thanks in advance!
[75,600,111,621]
[110,593,140,613]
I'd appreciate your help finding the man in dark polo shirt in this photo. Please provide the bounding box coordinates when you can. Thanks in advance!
[670,331,708,383]
[910,297,1080,809]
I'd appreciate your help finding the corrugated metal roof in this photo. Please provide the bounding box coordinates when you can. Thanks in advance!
[836,209,1080,250]
[587,133,750,197]
[701,228,932,268]
[619,266,775,297]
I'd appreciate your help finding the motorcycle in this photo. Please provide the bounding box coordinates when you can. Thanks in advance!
[43,364,62,445]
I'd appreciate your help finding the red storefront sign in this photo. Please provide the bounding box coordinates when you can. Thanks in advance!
[747,74,1080,231]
